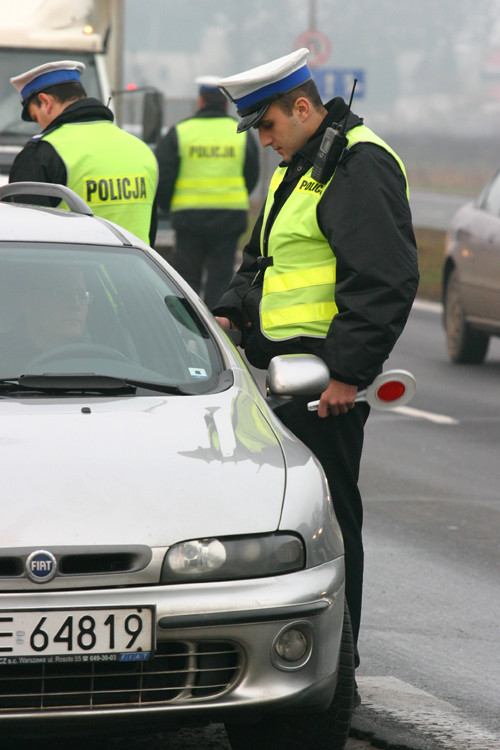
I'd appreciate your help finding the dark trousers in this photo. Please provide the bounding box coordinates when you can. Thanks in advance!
[274,397,370,668]
[170,230,240,309]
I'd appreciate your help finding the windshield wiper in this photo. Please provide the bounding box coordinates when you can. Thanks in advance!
[0,374,189,396]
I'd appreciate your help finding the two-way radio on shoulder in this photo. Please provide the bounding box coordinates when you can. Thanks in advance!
[311,78,358,184]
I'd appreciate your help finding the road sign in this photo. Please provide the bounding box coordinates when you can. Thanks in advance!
[295,30,331,67]
[312,68,366,100]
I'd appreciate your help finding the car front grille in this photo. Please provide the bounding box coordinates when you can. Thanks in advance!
[0,641,243,711]
[0,547,152,585]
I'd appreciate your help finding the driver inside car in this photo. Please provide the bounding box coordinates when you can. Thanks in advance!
[0,265,90,373]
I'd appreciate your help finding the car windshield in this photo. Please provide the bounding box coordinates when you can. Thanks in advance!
[0,243,224,394]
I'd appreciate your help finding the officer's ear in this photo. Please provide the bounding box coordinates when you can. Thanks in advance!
[35,92,56,117]
[293,96,310,123]
[37,92,52,108]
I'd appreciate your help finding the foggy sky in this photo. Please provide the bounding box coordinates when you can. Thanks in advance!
[123,0,500,137]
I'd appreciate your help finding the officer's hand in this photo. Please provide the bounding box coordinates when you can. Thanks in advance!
[215,316,239,331]
[317,378,358,418]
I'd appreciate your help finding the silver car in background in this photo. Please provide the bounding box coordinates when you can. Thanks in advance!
[0,184,354,750]
[443,169,500,363]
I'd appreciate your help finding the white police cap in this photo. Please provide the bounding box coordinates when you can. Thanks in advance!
[218,48,311,132]
[10,60,86,121]
[195,75,221,92]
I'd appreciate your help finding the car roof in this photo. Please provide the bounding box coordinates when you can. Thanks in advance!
[0,201,138,246]
[0,183,147,248]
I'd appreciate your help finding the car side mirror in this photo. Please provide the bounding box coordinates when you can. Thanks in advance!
[266,354,330,404]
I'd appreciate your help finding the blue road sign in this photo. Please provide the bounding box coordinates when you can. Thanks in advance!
[312,68,365,101]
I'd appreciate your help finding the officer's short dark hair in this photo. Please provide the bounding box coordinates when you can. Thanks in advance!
[31,81,87,107]
[200,88,227,111]
[276,79,323,116]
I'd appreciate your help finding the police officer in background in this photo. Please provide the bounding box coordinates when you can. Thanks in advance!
[155,76,259,308]
[214,48,419,702]
[9,60,158,246]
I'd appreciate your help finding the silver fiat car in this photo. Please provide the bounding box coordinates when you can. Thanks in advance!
[0,183,354,750]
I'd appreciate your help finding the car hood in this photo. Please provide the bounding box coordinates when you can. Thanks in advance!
[0,389,286,548]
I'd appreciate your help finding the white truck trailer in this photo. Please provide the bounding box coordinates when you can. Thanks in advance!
[0,0,173,250]
[0,0,125,186]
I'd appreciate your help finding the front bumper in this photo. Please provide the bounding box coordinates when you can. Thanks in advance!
[0,557,344,737]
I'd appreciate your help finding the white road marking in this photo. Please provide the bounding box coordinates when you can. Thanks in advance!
[393,405,459,424]
[393,300,458,424]
[357,676,500,750]
[413,298,442,314]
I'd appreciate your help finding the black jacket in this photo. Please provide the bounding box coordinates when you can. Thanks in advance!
[9,98,158,246]
[213,98,419,387]
[155,105,260,238]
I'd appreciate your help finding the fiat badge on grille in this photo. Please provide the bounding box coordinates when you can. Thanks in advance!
[26,550,57,583]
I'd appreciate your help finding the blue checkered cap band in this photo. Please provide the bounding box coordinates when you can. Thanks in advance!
[20,69,81,103]
[218,48,312,116]
[10,60,86,103]
[235,65,311,114]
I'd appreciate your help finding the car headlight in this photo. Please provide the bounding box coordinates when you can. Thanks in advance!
[161,533,305,583]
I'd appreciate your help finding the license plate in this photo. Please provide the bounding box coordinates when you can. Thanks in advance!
[0,607,154,665]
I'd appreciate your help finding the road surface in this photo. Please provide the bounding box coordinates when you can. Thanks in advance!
[352,301,500,749]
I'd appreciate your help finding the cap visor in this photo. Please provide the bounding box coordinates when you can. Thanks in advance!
[21,101,33,122]
[237,103,270,133]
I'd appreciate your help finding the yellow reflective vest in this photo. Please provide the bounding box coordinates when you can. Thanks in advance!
[260,124,409,341]
[42,121,158,244]
[171,117,249,211]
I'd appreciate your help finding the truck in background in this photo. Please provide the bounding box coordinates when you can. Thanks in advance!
[0,0,173,250]
[0,0,130,187]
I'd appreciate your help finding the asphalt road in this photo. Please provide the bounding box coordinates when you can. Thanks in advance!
[7,727,374,750]
[352,301,500,749]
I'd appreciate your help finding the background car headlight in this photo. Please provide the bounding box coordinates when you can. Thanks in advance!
[161,533,305,583]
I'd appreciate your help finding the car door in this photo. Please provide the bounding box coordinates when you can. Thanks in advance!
[468,172,500,324]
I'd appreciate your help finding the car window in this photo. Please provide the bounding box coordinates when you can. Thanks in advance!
[0,243,224,393]
[477,170,500,216]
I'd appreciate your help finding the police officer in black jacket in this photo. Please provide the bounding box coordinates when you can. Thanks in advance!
[156,76,259,308]
[9,60,158,246]
[214,49,419,699]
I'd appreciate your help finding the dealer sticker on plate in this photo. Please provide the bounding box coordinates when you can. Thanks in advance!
[0,607,154,665]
